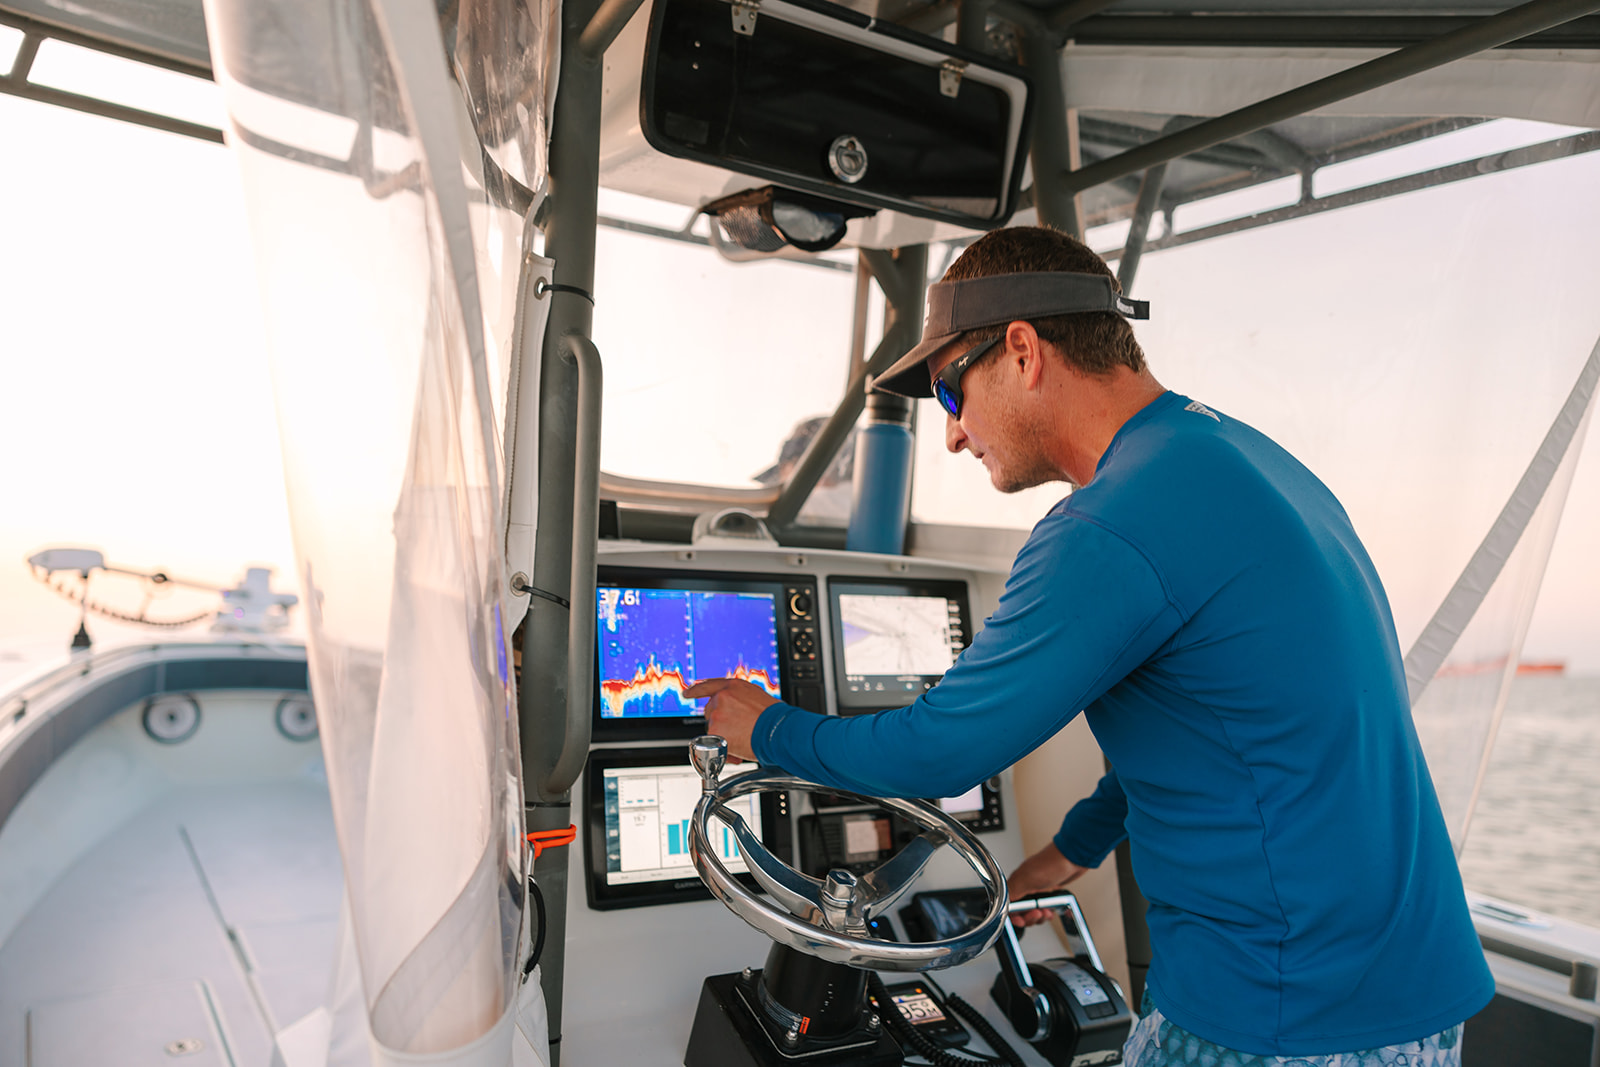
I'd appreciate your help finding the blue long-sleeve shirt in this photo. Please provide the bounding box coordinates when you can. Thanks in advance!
[752,391,1493,1055]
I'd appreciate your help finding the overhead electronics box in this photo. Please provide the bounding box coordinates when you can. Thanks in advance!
[641,0,1034,228]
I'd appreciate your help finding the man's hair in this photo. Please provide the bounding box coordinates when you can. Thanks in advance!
[943,226,1146,376]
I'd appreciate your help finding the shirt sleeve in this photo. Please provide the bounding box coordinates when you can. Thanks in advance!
[751,509,1183,799]
[1053,768,1129,868]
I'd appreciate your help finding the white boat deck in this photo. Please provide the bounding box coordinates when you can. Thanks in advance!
[0,688,341,1067]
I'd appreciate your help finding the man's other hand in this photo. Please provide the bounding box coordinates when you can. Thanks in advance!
[682,678,780,762]
[1007,842,1087,927]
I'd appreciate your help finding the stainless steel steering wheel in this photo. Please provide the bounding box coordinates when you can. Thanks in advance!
[688,735,1009,971]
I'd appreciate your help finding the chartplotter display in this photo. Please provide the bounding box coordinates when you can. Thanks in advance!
[596,586,782,719]
[828,578,971,712]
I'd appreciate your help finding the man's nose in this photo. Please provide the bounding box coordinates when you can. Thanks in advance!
[945,413,968,454]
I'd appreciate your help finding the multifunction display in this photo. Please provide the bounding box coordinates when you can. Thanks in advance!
[593,568,820,739]
[584,746,792,909]
[601,762,763,885]
[597,587,781,718]
[828,578,971,713]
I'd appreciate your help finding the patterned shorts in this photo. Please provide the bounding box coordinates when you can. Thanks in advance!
[1123,995,1463,1067]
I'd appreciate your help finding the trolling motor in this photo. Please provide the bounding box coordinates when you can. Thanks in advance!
[682,736,1010,1067]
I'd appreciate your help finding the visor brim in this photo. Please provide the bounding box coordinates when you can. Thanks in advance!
[868,330,962,398]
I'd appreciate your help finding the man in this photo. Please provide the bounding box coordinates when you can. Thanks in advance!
[685,226,1493,1066]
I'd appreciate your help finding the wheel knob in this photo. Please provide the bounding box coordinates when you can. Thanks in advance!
[690,736,727,793]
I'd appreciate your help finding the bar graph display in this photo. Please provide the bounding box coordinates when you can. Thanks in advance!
[596,586,782,718]
[602,763,762,886]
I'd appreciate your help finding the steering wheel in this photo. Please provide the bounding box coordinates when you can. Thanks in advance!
[687,735,1009,971]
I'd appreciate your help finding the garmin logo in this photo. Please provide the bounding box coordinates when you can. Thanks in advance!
[1185,401,1220,422]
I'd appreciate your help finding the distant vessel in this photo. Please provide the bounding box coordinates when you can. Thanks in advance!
[1516,660,1568,676]
[1437,657,1568,678]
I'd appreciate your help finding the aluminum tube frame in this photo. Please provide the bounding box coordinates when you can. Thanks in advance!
[897,0,1115,42]
[0,9,214,79]
[956,0,991,50]
[551,333,601,794]
[577,0,649,59]
[0,70,224,143]
[1067,12,1600,51]
[522,0,602,803]
[1107,130,1600,263]
[1115,162,1167,295]
[765,246,928,531]
[1043,0,1122,35]
[516,0,607,1054]
[1058,0,1600,198]
[1021,26,1081,236]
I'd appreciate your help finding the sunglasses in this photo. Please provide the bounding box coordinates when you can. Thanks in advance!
[932,336,1002,418]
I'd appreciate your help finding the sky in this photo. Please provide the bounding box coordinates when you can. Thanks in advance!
[2,40,1599,682]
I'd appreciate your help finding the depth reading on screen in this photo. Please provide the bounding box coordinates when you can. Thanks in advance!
[601,763,763,885]
[836,591,965,703]
[597,587,782,719]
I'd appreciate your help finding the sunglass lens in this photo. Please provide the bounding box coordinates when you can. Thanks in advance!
[934,381,959,417]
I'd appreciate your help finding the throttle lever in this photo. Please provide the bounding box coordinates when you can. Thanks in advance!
[1006,892,1107,975]
[994,915,1052,1041]
[994,891,1106,1043]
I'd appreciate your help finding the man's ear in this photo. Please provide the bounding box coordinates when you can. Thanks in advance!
[1005,320,1047,390]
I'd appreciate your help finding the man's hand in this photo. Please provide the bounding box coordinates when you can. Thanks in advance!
[1007,841,1088,927]
[681,678,780,762]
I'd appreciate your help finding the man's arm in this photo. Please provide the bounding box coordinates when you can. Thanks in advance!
[736,511,1181,798]
[1054,768,1130,868]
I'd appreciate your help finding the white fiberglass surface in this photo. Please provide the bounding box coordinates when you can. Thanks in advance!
[0,692,339,1067]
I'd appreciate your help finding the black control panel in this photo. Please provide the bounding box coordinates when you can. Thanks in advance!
[937,777,1005,834]
[782,582,823,714]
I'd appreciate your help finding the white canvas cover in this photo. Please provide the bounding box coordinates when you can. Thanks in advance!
[199,0,555,1058]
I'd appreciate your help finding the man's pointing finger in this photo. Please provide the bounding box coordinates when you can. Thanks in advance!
[682,678,739,699]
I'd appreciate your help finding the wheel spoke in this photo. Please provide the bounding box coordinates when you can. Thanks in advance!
[858,828,948,918]
[710,801,825,921]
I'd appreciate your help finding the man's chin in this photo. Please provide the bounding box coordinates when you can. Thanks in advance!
[991,467,1062,494]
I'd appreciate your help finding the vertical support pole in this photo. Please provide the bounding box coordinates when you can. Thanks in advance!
[847,251,872,381]
[1022,29,1081,238]
[1116,162,1167,295]
[767,245,928,532]
[846,244,927,554]
[516,0,605,1058]
[956,0,990,50]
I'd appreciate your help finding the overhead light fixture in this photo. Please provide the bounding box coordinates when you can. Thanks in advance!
[702,186,875,259]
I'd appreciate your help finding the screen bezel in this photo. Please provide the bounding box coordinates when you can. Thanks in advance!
[583,746,785,910]
[593,567,794,741]
[826,576,972,714]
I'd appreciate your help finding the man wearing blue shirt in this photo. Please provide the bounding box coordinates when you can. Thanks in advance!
[685,226,1493,1066]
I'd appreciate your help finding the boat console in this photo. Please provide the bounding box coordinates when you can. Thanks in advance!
[562,540,1133,1066]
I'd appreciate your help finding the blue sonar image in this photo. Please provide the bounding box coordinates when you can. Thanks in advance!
[597,587,781,718]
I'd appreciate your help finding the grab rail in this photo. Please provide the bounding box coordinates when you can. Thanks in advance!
[546,333,603,795]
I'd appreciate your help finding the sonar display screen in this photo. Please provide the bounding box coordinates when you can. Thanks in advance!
[597,586,782,719]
